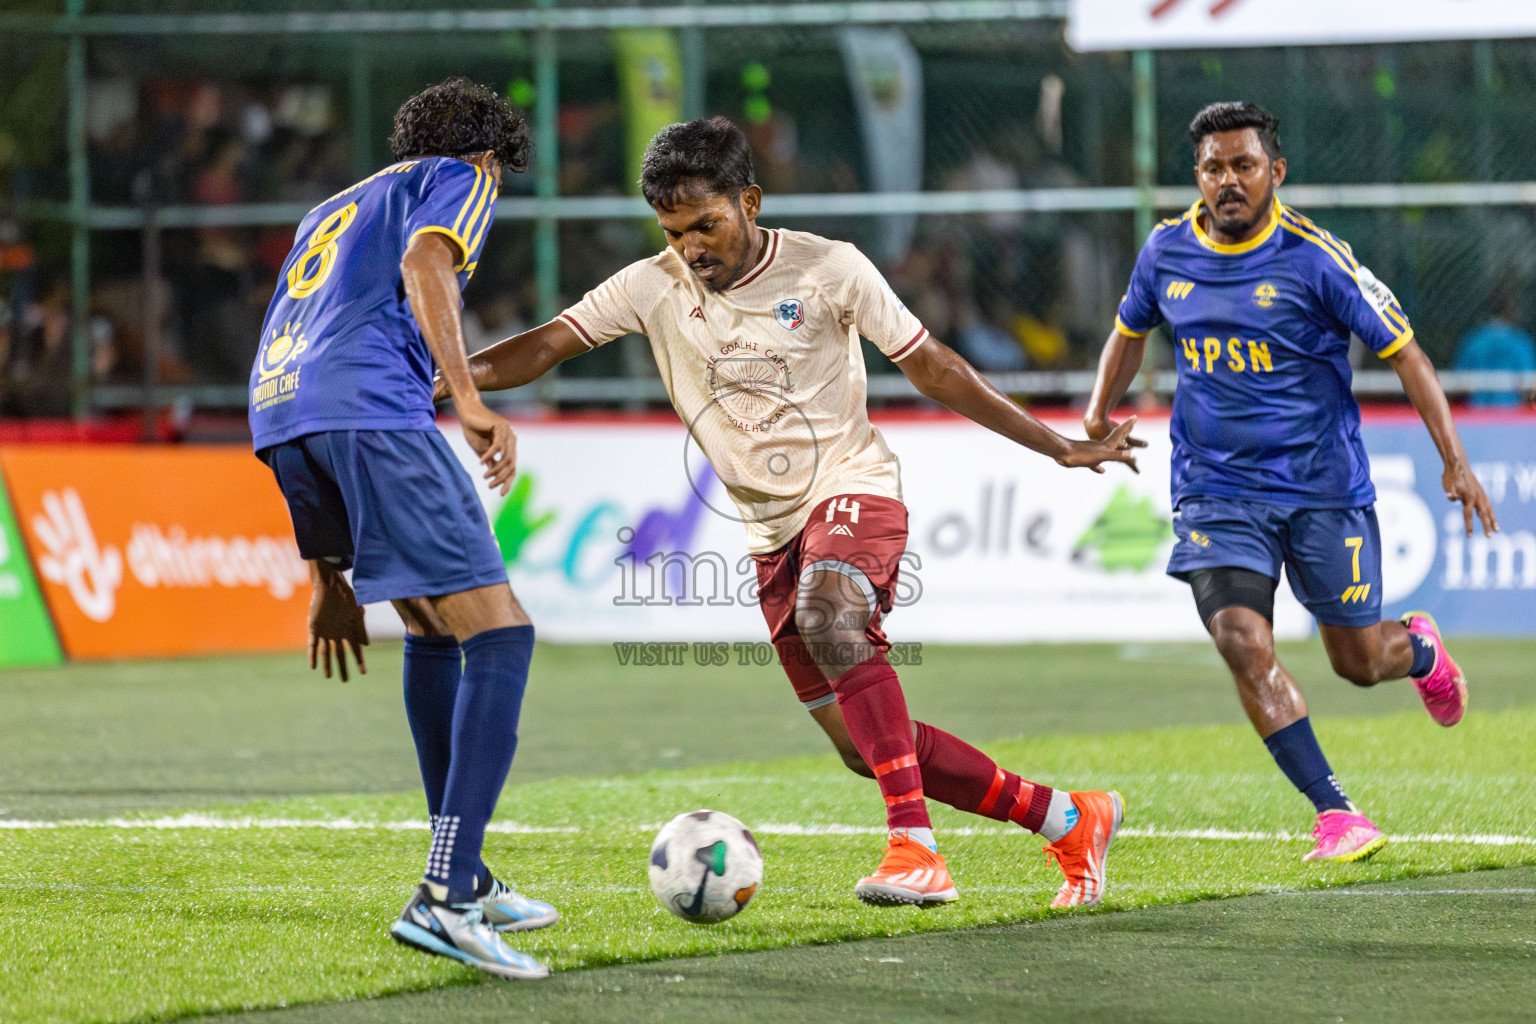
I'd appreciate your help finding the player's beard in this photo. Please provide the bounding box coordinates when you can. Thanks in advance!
[691,253,735,292]
[1210,180,1275,239]
[690,214,756,292]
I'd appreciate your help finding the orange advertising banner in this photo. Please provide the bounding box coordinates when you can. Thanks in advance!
[0,445,308,659]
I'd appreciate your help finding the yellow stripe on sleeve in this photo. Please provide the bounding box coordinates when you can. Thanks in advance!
[1279,218,1408,339]
[1279,220,1355,277]
[464,194,498,258]
[1290,211,1360,261]
[409,225,472,271]
[458,172,495,255]
[450,165,487,238]
[1376,330,1414,359]
[1281,209,1360,269]
[1115,316,1152,338]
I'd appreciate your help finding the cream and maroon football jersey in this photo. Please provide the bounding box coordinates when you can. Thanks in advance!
[559,227,929,552]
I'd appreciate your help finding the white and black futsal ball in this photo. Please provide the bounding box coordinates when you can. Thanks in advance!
[647,809,763,924]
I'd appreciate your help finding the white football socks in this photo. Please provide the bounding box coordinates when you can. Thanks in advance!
[892,826,938,852]
[1038,791,1081,843]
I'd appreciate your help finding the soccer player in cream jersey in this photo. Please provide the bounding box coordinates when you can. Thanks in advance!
[452,117,1140,910]
[250,80,556,979]
[1085,102,1499,863]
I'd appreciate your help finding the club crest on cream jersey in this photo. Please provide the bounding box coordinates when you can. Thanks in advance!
[774,298,805,331]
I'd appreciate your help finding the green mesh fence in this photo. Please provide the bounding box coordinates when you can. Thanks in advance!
[1,8,1534,403]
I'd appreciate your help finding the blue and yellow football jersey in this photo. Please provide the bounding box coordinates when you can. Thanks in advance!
[249,157,498,451]
[1117,197,1413,510]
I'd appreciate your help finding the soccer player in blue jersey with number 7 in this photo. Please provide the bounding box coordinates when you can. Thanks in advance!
[1085,102,1499,864]
[248,79,555,980]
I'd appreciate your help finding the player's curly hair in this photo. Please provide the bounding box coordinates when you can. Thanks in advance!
[1187,101,1282,161]
[389,77,531,173]
[639,116,756,210]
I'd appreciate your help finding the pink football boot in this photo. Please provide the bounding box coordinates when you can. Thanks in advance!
[1302,809,1387,863]
[1401,612,1467,727]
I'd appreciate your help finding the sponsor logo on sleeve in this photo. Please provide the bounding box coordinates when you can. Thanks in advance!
[1355,265,1399,315]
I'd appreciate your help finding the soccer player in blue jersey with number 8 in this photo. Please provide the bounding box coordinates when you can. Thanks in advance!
[249,80,556,980]
[1086,103,1498,863]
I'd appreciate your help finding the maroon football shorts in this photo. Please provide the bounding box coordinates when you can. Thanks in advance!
[751,493,908,710]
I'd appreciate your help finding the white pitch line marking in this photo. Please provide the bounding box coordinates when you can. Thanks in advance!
[0,818,1533,847]
[1268,888,1536,896]
[1119,825,1536,846]
[0,815,575,833]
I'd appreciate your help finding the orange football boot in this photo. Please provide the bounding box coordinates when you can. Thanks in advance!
[1043,790,1124,909]
[853,834,960,907]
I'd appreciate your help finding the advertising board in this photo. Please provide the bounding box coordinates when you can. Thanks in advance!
[0,446,309,659]
[5,412,1527,660]
[0,464,63,667]
[402,413,1535,644]
[1069,0,1536,52]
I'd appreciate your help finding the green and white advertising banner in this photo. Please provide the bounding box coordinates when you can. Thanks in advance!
[355,417,1306,644]
[0,467,62,666]
[354,415,1535,643]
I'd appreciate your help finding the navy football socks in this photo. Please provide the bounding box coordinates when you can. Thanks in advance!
[425,624,534,903]
[402,633,462,820]
[403,633,492,888]
[1408,631,1437,678]
[1263,716,1353,814]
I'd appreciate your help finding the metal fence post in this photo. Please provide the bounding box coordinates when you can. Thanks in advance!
[139,195,160,441]
[1131,49,1159,400]
[350,40,373,179]
[1131,49,1156,244]
[66,0,90,421]
[534,0,560,328]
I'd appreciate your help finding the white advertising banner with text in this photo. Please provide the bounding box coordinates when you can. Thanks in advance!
[362,417,1313,644]
[1069,0,1536,53]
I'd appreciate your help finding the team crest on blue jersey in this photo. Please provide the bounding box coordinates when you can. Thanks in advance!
[256,321,308,382]
[251,321,309,412]
[774,298,804,331]
[1253,283,1278,308]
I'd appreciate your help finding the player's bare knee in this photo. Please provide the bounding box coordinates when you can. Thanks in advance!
[1329,650,1385,687]
[1211,618,1273,676]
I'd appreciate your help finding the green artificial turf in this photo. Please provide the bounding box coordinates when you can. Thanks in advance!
[205,865,1536,1024]
[3,705,1534,1024]
[4,638,1533,819]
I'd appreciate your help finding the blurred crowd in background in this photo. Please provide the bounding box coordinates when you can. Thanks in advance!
[2,22,1535,417]
[0,77,362,414]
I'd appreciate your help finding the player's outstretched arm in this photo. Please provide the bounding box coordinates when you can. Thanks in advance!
[1084,326,1151,444]
[401,231,518,495]
[307,560,368,682]
[1387,337,1498,537]
[897,336,1139,474]
[451,319,589,396]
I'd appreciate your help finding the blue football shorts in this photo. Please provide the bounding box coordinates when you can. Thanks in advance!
[1166,495,1383,628]
[259,429,508,606]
